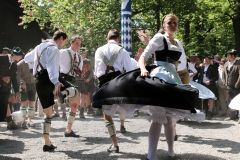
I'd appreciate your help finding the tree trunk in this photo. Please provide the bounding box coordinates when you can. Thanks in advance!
[233,0,240,57]
[183,20,190,45]
[232,18,240,57]
[155,0,161,32]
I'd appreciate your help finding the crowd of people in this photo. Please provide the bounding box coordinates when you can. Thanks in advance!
[0,13,239,160]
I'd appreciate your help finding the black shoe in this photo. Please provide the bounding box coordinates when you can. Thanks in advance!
[43,144,57,152]
[52,113,60,118]
[206,111,212,120]
[7,120,20,130]
[120,126,126,133]
[107,145,119,153]
[57,92,65,104]
[64,130,80,137]
[174,135,178,141]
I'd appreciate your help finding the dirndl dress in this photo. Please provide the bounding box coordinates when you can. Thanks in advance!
[92,61,205,123]
[93,45,206,123]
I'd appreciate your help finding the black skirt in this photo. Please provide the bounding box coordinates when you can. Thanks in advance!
[92,66,199,113]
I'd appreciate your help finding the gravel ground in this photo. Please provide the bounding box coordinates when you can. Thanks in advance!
[0,112,240,160]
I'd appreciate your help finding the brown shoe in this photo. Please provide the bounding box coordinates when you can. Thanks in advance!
[224,116,236,121]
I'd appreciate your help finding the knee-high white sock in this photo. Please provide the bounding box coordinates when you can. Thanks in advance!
[163,117,175,157]
[147,122,162,160]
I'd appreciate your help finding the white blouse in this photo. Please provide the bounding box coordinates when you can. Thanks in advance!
[141,33,187,71]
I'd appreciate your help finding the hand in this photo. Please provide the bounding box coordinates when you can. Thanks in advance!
[235,85,238,89]
[15,92,20,101]
[85,79,90,83]
[141,69,149,77]
[205,81,210,85]
[54,82,64,96]
[2,76,10,83]
[21,83,27,91]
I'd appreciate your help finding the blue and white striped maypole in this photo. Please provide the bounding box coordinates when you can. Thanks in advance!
[121,0,132,55]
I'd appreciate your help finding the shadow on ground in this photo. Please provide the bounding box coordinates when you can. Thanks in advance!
[0,139,24,154]
[178,120,235,129]
[181,135,240,154]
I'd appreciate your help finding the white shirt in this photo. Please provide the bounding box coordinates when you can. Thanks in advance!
[188,62,198,80]
[94,40,134,78]
[227,59,236,71]
[203,64,210,83]
[59,47,83,76]
[131,58,139,69]
[141,33,187,71]
[31,40,60,85]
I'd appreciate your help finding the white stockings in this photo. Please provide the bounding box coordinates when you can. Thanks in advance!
[147,117,175,160]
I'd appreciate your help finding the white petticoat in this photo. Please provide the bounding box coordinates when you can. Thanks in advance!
[229,93,240,110]
[103,104,205,123]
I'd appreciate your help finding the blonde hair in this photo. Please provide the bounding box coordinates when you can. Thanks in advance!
[159,14,179,34]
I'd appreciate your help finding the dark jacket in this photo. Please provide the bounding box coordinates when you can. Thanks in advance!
[198,64,219,85]
[222,59,240,88]
[0,55,19,92]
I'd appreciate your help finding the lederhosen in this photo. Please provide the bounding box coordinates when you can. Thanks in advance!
[60,49,81,84]
[75,59,91,95]
[35,45,73,109]
[97,46,123,88]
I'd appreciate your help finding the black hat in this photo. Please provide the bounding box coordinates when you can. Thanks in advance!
[190,53,198,57]
[11,47,25,56]
[205,55,213,59]
[0,47,12,54]
[226,49,237,57]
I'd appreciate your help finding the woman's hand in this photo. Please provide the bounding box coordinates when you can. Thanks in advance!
[141,69,149,77]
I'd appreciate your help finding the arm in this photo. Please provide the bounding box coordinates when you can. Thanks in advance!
[188,63,198,78]
[16,61,26,84]
[94,48,106,78]
[235,65,240,88]
[121,49,134,72]
[209,66,219,82]
[46,48,60,85]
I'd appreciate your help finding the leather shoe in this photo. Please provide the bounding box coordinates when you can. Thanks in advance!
[64,130,80,137]
[107,145,119,153]
[43,144,57,152]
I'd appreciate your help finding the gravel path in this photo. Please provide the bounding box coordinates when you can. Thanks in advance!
[0,112,239,160]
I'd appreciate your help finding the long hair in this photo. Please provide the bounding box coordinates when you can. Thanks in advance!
[158,14,179,34]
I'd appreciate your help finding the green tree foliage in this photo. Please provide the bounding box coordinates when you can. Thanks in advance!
[19,0,238,58]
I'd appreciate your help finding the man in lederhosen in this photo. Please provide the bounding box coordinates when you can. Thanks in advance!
[94,29,134,153]
[222,49,240,123]
[16,49,37,129]
[0,47,22,129]
[75,47,94,118]
[31,31,78,151]
[59,36,83,137]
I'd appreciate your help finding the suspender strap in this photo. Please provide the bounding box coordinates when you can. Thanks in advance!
[66,49,81,75]
[35,44,55,74]
[98,46,122,74]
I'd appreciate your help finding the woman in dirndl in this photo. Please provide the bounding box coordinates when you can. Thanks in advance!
[92,14,205,160]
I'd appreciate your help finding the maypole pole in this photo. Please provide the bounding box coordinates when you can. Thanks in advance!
[121,0,132,55]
